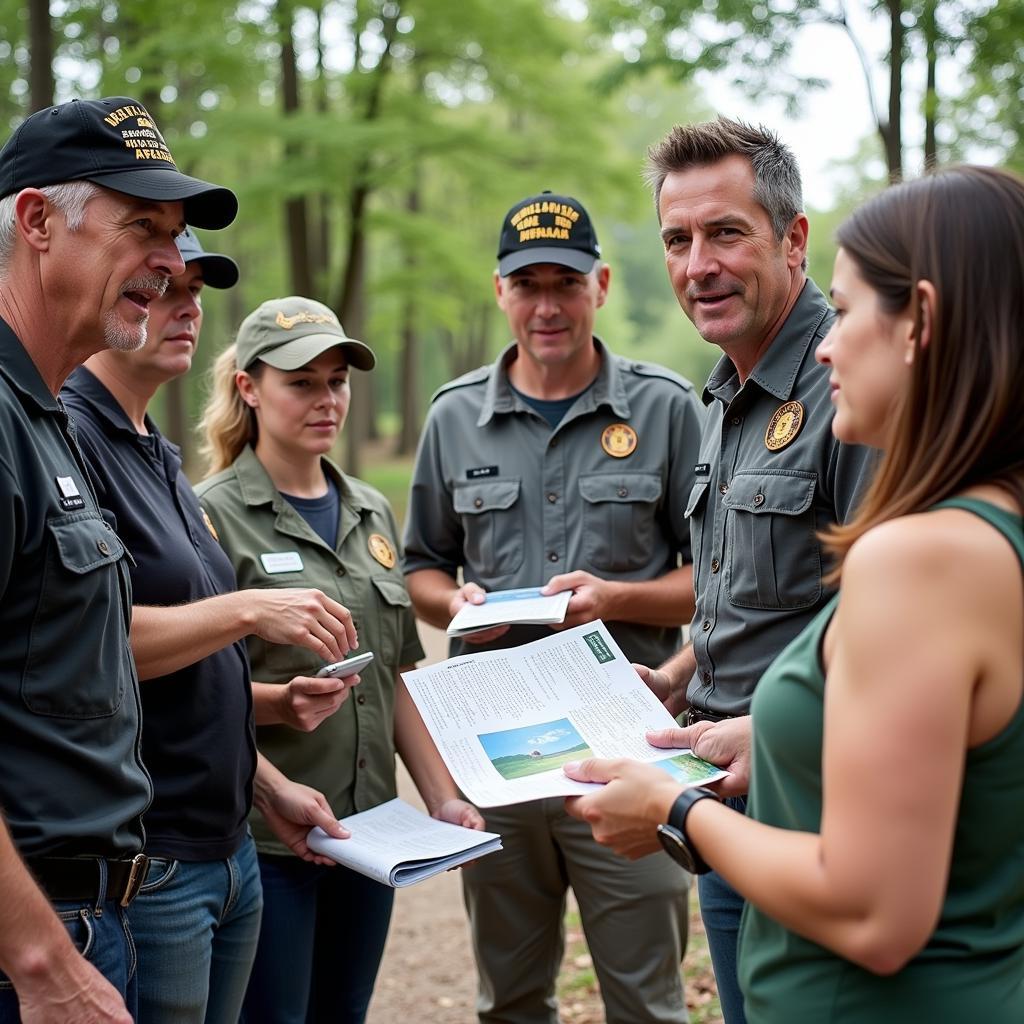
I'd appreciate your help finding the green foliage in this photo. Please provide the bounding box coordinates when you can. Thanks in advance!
[4,0,1017,461]
[588,0,846,110]
[953,0,1024,172]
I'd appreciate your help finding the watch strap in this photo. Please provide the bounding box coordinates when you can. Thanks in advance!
[666,786,719,873]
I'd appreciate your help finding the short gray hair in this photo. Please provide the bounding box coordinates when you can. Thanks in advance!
[645,117,803,242]
[0,180,103,274]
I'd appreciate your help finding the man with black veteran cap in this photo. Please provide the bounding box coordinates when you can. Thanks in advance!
[61,233,358,1022]
[403,192,705,1023]
[563,119,877,1024]
[0,96,234,1021]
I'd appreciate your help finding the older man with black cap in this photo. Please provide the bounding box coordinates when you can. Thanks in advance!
[61,232,360,1023]
[402,192,706,1023]
[0,96,235,1022]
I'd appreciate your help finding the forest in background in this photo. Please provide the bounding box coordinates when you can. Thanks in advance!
[2,0,1021,475]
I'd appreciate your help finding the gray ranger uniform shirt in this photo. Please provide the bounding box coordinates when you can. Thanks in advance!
[403,338,705,667]
[686,280,876,717]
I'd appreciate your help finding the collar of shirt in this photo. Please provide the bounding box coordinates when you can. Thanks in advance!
[64,366,164,441]
[477,335,631,428]
[0,316,61,416]
[702,279,832,407]
[63,366,180,481]
[232,443,366,517]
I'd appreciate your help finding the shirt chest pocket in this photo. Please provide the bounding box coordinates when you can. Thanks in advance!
[370,576,412,666]
[24,514,128,718]
[453,479,523,579]
[580,472,663,573]
[722,471,821,611]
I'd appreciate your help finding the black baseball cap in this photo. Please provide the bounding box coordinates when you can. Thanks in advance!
[176,228,238,289]
[0,96,237,229]
[497,191,601,276]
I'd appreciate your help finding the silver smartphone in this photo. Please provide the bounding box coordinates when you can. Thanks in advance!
[316,651,375,679]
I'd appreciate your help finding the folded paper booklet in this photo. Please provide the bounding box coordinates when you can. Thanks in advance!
[306,798,502,887]
[446,587,572,637]
[402,620,728,807]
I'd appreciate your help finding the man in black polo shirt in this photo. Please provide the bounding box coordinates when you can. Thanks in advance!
[61,229,358,1023]
[0,97,235,1022]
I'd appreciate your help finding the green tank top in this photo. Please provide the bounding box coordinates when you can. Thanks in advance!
[738,498,1024,1023]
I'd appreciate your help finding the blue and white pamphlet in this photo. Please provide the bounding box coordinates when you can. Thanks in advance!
[446,586,572,637]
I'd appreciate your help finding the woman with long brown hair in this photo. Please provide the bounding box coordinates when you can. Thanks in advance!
[564,165,1024,1022]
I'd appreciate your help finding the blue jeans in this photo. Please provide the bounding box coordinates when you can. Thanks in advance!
[241,853,395,1024]
[0,894,137,1022]
[697,796,748,1024]
[128,833,263,1024]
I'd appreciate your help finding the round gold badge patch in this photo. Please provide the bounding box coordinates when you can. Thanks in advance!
[368,533,396,568]
[764,401,805,452]
[202,508,219,543]
[601,423,638,459]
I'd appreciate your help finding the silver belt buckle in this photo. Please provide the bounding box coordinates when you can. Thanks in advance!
[119,853,149,908]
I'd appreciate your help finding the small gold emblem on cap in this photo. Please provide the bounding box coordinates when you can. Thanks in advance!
[764,401,805,452]
[368,533,396,568]
[275,310,338,330]
[601,423,638,458]
[202,509,220,543]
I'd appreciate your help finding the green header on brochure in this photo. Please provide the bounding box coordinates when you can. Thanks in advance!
[583,630,615,664]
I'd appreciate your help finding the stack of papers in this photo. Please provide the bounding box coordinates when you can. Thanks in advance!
[402,620,728,807]
[307,798,502,887]
[446,587,572,637]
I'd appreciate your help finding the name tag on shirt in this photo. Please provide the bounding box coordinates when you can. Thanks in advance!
[466,465,499,479]
[693,463,711,477]
[260,551,304,574]
[55,474,86,511]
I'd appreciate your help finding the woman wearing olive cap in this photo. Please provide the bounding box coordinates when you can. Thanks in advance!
[195,297,483,1024]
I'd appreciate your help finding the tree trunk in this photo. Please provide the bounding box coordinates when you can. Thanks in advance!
[444,300,493,379]
[396,181,421,455]
[339,183,371,475]
[28,0,54,112]
[278,0,313,296]
[923,0,938,170]
[312,3,332,292]
[335,10,402,474]
[885,0,904,181]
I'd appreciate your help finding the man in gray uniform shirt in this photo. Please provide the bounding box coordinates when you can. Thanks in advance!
[403,192,705,1024]
[623,119,877,1024]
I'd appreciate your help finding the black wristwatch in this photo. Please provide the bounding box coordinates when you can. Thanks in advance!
[656,787,719,874]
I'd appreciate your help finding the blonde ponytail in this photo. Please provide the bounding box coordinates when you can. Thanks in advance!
[197,343,261,476]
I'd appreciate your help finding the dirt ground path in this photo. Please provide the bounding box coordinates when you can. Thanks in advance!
[366,621,485,1023]
[366,623,722,1024]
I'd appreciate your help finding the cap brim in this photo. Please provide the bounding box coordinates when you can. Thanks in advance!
[498,247,596,276]
[87,167,238,230]
[257,334,377,372]
[186,253,239,290]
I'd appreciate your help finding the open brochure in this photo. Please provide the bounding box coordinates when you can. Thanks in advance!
[446,587,572,637]
[306,798,502,888]
[402,620,728,807]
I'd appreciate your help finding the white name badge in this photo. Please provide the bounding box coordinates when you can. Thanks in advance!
[260,551,304,574]
[56,475,81,498]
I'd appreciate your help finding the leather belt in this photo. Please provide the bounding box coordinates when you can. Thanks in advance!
[27,854,149,908]
[685,707,736,726]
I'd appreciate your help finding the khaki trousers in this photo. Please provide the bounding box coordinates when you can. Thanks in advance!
[463,798,690,1024]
